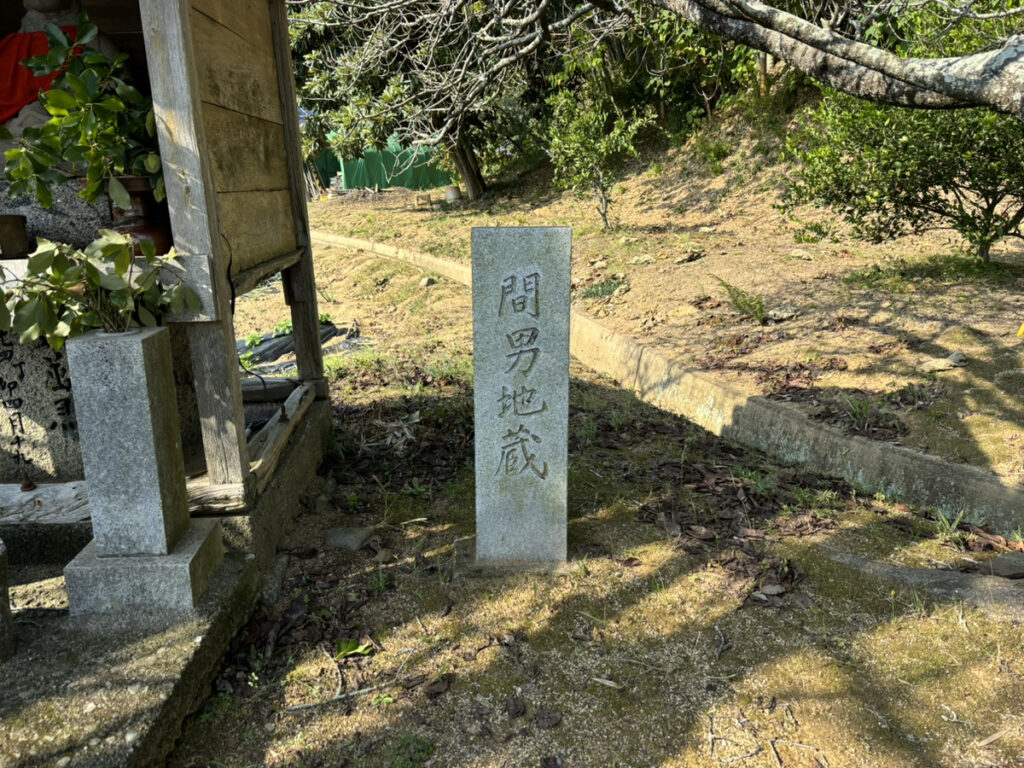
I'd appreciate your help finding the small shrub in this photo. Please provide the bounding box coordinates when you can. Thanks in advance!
[785,90,1024,261]
[715,277,765,324]
[692,134,732,175]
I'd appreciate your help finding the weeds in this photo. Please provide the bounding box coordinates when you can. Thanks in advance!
[934,509,967,546]
[387,734,435,768]
[372,566,390,593]
[582,278,627,299]
[693,134,732,175]
[715,277,766,324]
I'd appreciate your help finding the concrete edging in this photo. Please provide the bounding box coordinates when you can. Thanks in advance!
[311,231,1024,533]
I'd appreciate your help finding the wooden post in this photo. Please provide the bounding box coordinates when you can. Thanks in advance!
[269,0,326,396]
[139,0,249,485]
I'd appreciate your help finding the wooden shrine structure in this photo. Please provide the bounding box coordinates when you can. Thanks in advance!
[0,0,329,569]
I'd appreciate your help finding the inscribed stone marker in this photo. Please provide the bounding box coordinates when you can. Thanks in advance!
[472,227,570,566]
[0,333,83,482]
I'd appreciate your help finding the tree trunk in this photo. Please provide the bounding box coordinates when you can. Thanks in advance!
[448,138,486,201]
[757,52,771,98]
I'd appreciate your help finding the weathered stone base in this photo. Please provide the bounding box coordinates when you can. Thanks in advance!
[0,539,13,661]
[64,519,222,616]
[0,553,259,767]
[455,536,573,576]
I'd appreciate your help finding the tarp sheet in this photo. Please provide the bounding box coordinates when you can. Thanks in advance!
[315,136,453,191]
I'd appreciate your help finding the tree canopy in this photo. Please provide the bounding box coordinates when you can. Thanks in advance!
[289,0,1024,138]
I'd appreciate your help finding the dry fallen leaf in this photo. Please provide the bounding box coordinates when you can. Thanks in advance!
[506,695,526,719]
[372,548,396,564]
[424,673,452,699]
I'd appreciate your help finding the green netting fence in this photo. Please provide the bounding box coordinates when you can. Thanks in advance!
[313,136,453,191]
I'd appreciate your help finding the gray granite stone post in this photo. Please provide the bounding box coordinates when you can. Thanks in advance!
[0,538,14,661]
[472,227,570,566]
[62,327,221,614]
[65,327,190,556]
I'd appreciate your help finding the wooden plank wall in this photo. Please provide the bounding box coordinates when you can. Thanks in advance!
[190,0,297,279]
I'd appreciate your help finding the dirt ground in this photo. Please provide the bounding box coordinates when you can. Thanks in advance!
[168,247,1024,768]
[303,114,1024,486]
[168,109,1024,767]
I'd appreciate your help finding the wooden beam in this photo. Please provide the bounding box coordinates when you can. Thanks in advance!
[191,7,282,123]
[232,248,303,296]
[186,480,251,514]
[188,322,251,484]
[191,0,274,49]
[219,190,297,274]
[249,383,315,492]
[140,0,250,486]
[138,0,225,322]
[203,104,290,192]
[241,376,300,402]
[269,0,326,392]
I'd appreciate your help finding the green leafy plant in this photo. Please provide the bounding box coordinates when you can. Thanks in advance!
[581,278,626,299]
[1,13,163,210]
[714,277,765,324]
[334,638,374,660]
[245,332,263,348]
[785,91,1024,261]
[273,319,293,337]
[0,231,199,349]
[546,90,654,229]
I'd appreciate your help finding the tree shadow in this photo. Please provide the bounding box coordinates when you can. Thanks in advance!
[167,377,1024,767]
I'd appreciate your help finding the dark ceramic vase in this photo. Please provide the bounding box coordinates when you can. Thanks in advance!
[0,215,30,259]
[110,176,172,256]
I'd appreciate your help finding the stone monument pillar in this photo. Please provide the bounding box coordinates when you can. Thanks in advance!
[472,227,571,567]
[62,328,222,615]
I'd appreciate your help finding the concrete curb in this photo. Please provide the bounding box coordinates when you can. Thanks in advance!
[311,231,1024,533]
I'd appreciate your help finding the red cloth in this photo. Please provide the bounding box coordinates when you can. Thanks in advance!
[0,27,77,124]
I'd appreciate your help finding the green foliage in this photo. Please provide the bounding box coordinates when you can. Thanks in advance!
[547,91,654,229]
[554,8,757,135]
[288,4,758,188]
[785,92,1024,260]
[273,319,293,337]
[245,333,263,349]
[334,638,374,660]
[387,733,434,768]
[715,277,766,324]
[581,278,626,299]
[692,134,732,175]
[0,231,200,349]
[2,13,163,210]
